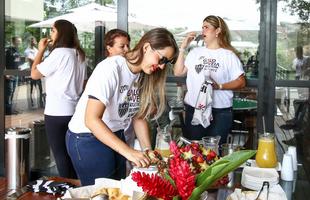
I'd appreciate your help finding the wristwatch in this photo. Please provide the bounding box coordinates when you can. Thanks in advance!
[219,84,223,90]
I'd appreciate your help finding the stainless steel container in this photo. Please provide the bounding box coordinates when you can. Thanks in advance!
[5,127,31,190]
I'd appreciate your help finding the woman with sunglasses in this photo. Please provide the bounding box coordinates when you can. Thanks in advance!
[174,15,246,144]
[66,28,179,186]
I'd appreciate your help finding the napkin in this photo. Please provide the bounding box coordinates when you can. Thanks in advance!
[191,81,213,128]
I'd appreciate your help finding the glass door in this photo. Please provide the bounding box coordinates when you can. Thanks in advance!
[275,0,310,180]
[0,0,116,176]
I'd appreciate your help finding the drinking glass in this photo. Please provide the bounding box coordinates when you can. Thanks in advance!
[281,153,294,181]
[155,126,172,158]
[287,146,297,171]
[202,136,221,154]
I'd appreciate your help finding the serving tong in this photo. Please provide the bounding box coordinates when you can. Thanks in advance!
[177,136,192,145]
[255,181,269,200]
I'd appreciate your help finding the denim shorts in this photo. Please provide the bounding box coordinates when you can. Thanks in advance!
[66,129,126,186]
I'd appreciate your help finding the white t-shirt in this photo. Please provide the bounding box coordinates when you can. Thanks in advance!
[184,47,244,108]
[37,48,87,116]
[292,57,307,78]
[24,46,38,61]
[69,56,141,133]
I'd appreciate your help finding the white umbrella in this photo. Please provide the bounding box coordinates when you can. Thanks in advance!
[29,3,153,32]
[67,2,116,13]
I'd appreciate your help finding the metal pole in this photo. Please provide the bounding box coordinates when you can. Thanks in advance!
[117,0,128,32]
[95,21,105,65]
[0,0,5,176]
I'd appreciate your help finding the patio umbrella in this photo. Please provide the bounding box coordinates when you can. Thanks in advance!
[29,3,153,32]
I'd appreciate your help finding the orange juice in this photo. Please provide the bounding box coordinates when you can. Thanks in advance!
[155,148,171,158]
[255,134,277,168]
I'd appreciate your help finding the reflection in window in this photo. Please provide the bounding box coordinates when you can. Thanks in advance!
[4,0,112,126]
[277,0,310,81]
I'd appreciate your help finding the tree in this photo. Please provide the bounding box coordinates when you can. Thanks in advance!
[44,0,115,18]
[283,0,310,45]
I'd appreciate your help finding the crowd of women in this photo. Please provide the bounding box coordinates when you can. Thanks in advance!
[30,15,245,186]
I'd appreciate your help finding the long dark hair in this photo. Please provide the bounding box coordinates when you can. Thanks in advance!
[51,19,86,61]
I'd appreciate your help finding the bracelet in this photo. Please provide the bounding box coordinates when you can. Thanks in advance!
[179,48,185,52]
[219,84,223,90]
[143,147,150,152]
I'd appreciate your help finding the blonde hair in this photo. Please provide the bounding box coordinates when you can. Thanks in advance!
[203,15,240,57]
[125,28,178,119]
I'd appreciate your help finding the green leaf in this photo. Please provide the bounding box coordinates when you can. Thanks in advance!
[172,196,181,200]
[189,163,228,200]
[196,159,229,185]
[190,150,256,200]
[212,150,256,180]
[163,171,176,188]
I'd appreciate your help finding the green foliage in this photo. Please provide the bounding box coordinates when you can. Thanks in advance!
[283,0,310,22]
[189,150,256,200]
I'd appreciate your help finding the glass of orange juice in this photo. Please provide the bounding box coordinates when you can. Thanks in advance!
[255,132,277,168]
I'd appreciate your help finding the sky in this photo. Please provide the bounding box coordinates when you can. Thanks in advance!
[128,0,300,31]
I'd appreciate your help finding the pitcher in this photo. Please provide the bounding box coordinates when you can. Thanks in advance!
[202,136,221,154]
[255,132,278,168]
[155,125,172,158]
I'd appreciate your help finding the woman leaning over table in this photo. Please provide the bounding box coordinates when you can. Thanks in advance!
[31,19,87,179]
[66,28,179,186]
[103,29,135,147]
[174,15,246,144]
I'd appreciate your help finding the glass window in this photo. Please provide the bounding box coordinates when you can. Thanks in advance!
[4,0,117,127]
[276,1,310,81]
[129,0,260,79]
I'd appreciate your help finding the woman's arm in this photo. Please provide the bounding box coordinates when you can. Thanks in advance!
[85,98,150,167]
[174,32,196,77]
[31,38,49,80]
[132,117,152,151]
[212,75,246,90]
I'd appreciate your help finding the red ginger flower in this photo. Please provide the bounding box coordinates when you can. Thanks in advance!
[169,156,196,200]
[131,172,178,200]
[170,141,181,157]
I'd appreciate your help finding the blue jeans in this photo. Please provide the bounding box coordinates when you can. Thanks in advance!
[66,129,126,186]
[184,104,233,144]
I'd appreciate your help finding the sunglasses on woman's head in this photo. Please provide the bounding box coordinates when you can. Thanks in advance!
[151,47,174,65]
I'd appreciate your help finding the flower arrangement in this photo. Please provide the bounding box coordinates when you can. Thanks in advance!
[132,141,256,200]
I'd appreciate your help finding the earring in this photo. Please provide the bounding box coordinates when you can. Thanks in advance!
[216,34,218,38]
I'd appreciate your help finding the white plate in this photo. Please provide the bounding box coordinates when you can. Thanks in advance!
[227,185,287,200]
[241,166,279,190]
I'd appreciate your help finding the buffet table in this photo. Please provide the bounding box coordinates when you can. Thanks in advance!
[6,167,300,200]
[5,177,80,200]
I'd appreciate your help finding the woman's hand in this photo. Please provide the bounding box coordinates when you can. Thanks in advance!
[180,32,197,49]
[210,77,221,90]
[38,38,50,52]
[125,149,151,168]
